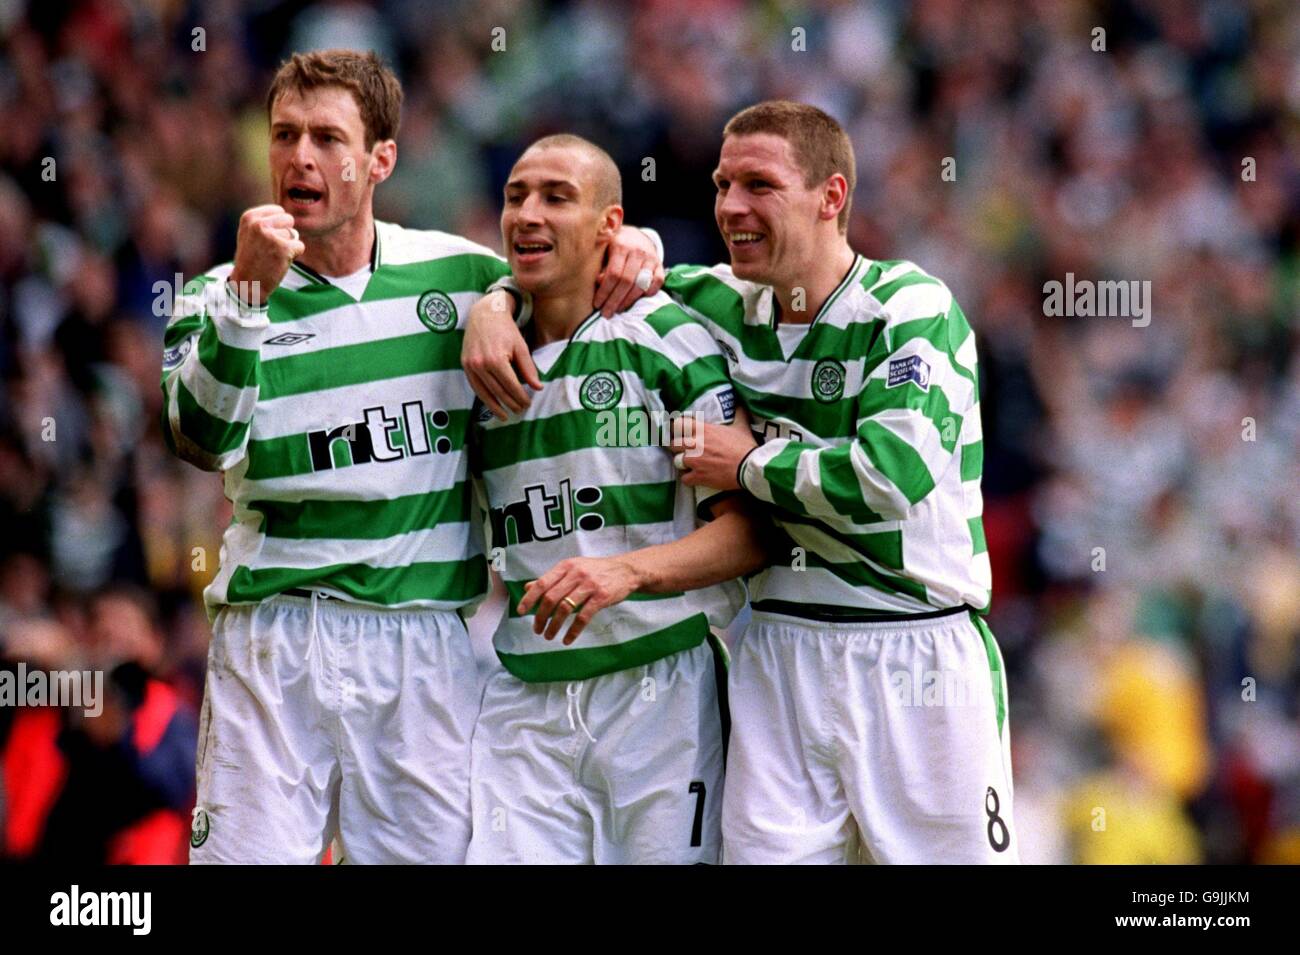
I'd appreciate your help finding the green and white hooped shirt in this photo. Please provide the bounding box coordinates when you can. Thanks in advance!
[664,255,991,618]
[161,221,514,618]
[470,292,745,683]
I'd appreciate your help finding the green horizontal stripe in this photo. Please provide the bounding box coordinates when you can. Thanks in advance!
[664,266,784,362]
[759,443,812,520]
[868,269,942,305]
[759,439,908,525]
[268,281,356,322]
[541,338,730,416]
[501,578,685,620]
[734,381,858,440]
[585,480,677,527]
[886,304,975,386]
[857,260,888,293]
[248,483,471,540]
[779,514,902,569]
[801,549,930,603]
[361,254,509,303]
[225,555,487,606]
[245,432,311,481]
[665,355,731,413]
[175,378,249,456]
[163,314,204,350]
[478,406,654,471]
[858,375,961,454]
[497,612,708,682]
[181,274,218,297]
[264,254,509,323]
[197,318,260,388]
[791,317,883,364]
[859,420,935,506]
[817,442,890,525]
[259,331,465,399]
[642,302,705,339]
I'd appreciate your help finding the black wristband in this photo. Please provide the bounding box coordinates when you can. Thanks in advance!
[736,445,760,495]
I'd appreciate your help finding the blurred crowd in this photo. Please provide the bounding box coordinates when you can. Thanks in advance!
[1,0,1297,864]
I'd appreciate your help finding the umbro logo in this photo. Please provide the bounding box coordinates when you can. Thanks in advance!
[265,332,316,346]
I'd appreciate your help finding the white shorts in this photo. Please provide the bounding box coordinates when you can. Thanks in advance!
[467,639,727,864]
[723,607,1018,864]
[189,593,481,864]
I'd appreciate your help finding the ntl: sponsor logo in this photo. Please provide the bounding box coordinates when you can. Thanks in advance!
[0,663,102,717]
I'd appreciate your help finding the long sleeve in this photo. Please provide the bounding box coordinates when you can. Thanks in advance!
[740,295,978,524]
[159,272,268,472]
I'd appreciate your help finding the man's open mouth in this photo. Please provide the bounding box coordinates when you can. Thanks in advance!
[512,240,554,260]
[286,186,323,205]
[729,231,764,246]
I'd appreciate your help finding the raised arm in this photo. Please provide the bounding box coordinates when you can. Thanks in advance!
[461,289,540,420]
[462,225,663,419]
[160,205,303,471]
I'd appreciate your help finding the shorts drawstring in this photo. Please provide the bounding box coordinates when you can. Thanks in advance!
[565,681,597,743]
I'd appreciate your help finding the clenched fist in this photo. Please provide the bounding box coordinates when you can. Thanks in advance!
[226,204,307,307]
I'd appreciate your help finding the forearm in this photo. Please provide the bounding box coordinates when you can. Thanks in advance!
[161,279,266,471]
[623,508,766,594]
[739,413,952,524]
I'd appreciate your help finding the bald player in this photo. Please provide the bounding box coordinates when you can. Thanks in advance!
[464,103,1016,865]
[465,135,764,864]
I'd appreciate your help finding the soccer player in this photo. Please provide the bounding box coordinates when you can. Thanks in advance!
[463,101,1018,864]
[464,135,766,864]
[160,50,660,864]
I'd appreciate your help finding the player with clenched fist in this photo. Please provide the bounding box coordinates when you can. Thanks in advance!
[160,49,662,865]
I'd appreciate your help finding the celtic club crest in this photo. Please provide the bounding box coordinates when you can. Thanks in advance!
[416,290,458,332]
[579,370,623,411]
[191,807,211,848]
[811,358,846,403]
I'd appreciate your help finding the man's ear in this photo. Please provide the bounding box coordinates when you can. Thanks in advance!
[820,173,849,224]
[597,204,625,242]
[369,140,397,185]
